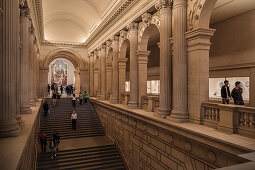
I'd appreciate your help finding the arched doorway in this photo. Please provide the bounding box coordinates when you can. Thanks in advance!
[48,58,75,95]
[39,49,84,98]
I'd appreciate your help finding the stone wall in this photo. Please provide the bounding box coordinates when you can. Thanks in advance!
[92,99,251,170]
[17,104,41,170]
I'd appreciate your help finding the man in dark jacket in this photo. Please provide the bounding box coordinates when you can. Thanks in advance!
[221,80,231,104]
[43,101,49,116]
[231,81,244,105]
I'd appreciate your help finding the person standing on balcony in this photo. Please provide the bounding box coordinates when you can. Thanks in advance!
[221,80,231,104]
[71,111,77,130]
[231,81,244,105]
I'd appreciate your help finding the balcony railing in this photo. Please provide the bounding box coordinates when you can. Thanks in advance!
[142,95,159,112]
[201,102,255,138]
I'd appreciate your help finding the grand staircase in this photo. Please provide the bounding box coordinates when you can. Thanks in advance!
[37,97,126,170]
[39,98,104,140]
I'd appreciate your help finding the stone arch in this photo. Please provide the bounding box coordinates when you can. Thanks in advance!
[187,0,218,30]
[138,12,160,51]
[43,48,84,69]
[119,38,130,59]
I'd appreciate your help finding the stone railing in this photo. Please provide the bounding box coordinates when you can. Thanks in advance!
[201,102,255,138]
[141,95,159,112]
[92,99,252,170]
[120,92,130,105]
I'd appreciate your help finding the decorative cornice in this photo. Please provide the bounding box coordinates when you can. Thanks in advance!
[41,41,86,47]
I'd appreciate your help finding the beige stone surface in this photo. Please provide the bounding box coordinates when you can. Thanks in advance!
[0,100,41,170]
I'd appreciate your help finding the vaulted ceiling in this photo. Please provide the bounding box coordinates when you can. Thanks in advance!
[42,0,120,44]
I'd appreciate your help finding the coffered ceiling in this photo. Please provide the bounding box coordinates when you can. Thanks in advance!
[42,0,120,44]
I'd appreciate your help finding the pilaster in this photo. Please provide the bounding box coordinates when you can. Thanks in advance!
[111,36,119,104]
[118,57,128,103]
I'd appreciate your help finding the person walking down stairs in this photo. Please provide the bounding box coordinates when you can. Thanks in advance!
[72,94,76,107]
[79,92,83,105]
[71,111,77,130]
[49,136,57,159]
[39,131,47,153]
[53,130,60,151]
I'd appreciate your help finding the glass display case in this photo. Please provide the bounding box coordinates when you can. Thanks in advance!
[209,77,249,100]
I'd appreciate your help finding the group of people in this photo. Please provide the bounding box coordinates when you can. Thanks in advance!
[66,84,75,95]
[39,130,60,159]
[221,80,245,105]
[72,91,89,107]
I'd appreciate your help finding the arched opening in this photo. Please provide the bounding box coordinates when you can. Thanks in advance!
[47,58,76,96]
[208,0,255,106]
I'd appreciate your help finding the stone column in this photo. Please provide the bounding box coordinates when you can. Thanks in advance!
[155,0,172,118]
[118,57,128,103]
[93,51,99,97]
[28,22,36,107]
[137,50,150,108]
[100,45,107,100]
[106,41,113,100]
[20,6,32,113]
[39,68,48,98]
[185,28,215,124]
[0,0,21,137]
[97,48,101,99]
[89,53,94,96]
[111,36,119,104]
[74,70,80,95]
[33,38,38,101]
[250,68,255,107]
[127,22,139,108]
[170,0,189,122]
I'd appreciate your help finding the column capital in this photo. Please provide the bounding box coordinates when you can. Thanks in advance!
[20,7,30,18]
[29,20,34,34]
[137,50,150,64]
[127,22,138,31]
[155,0,173,11]
[94,50,98,56]
[142,12,152,25]
[101,44,106,51]
[111,35,119,42]
[19,0,26,8]
[137,50,151,56]
[173,0,187,8]
[118,57,128,63]
[120,30,127,39]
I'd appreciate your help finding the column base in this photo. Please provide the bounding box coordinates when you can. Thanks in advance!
[128,101,138,109]
[155,108,171,119]
[111,98,119,104]
[29,99,36,107]
[168,110,189,122]
[0,119,21,137]
[16,114,23,127]
[20,105,32,114]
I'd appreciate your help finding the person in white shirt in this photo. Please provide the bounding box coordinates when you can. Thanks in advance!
[71,111,77,130]
[72,94,76,107]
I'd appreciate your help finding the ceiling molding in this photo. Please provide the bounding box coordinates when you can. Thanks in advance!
[41,41,86,47]
[84,0,139,47]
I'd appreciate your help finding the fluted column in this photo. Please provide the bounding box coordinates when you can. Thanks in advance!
[33,38,38,101]
[20,6,32,114]
[97,48,101,99]
[89,53,94,96]
[28,22,36,107]
[155,0,172,118]
[100,45,106,100]
[127,22,139,108]
[39,68,48,98]
[170,0,188,122]
[0,0,21,137]
[137,50,150,108]
[93,51,99,97]
[111,36,119,104]
[118,57,128,102]
[74,70,80,95]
